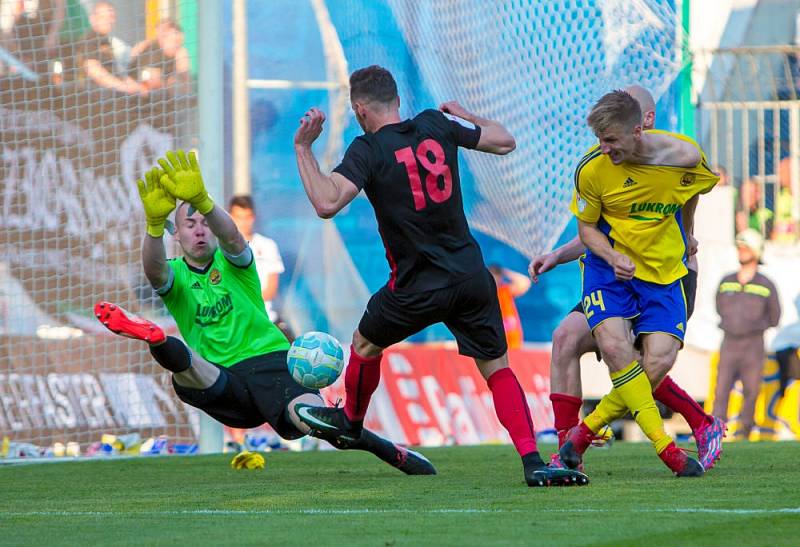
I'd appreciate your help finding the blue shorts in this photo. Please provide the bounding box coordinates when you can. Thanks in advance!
[580,256,687,344]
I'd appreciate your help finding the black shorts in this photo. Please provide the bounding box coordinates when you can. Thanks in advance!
[359,269,508,360]
[173,351,318,440]
[683,268,697,320]
[567,268,699,319]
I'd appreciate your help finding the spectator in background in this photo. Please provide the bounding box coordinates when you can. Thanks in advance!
[710,165,737,237]
[227,195,286,325]
[714,229,781,440]
[488,265,531,350]
[3,0,64,76]
[712,165,730,187]
[129,18,189,94]
[736,177,773,238]
[773,157,796,242]
[74,1,144,94]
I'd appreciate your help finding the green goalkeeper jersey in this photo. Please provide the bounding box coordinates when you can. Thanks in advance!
[158,248,290,367]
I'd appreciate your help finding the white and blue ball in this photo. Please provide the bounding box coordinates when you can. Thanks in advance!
[286,331,345,389]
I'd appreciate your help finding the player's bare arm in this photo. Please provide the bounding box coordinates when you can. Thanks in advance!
[682,194,699,235]
[137,167,175,288]
[577,219,635,280]
[528,235,587,282]
[439,101,515,155]
[293,107,360,218]
[682,194,700,256]
[643,133,701,167]
[158,149,247,256]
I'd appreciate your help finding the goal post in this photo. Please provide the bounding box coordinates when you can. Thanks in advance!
[197,0,225,455]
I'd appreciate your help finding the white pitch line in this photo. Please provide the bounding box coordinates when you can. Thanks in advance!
[1,508,799,517]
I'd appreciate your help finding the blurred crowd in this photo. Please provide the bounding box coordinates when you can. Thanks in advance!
[713,158,797,244]
[0,1,190,96]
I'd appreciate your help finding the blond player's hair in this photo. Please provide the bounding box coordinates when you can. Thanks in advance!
[587,90,642,134]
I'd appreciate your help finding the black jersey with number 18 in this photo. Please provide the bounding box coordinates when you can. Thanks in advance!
[333,109,485,294]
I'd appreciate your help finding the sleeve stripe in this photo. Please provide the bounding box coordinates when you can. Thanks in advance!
[222,245,254,269]
[573,148,602,192]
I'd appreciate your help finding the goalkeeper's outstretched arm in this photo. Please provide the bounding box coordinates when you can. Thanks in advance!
[197,204,247,256]
[137,167,175,289]
[158,150,247,256]
[142,233,170,290]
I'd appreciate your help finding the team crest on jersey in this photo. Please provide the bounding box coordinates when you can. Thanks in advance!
[576,195,587,212]
[680,173,695,186]
[209,268,221,285]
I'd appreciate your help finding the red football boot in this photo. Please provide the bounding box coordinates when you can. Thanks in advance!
[659,442,704,477]
[94,301,166,345]
[558,422,594,469]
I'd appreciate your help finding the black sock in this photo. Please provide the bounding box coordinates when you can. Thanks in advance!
[522,451,546,470]
[149,336,192,373]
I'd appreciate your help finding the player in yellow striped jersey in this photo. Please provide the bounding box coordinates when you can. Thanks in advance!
[529,86,725,472]
[559,90,719,476]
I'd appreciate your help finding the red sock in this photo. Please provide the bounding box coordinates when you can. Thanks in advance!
[653,375,711,432]
[343,346,382,422]
[550,393,583,447]
[487,368,538,457]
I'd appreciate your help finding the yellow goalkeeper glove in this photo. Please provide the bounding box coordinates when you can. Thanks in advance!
[136,167,176,238]
[230,450,265,470]
[158,149,214,215]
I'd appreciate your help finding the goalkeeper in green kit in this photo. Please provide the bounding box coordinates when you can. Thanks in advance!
[96,149,435,474]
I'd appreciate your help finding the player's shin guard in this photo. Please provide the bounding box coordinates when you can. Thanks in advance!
[653,375,711,432]
[149,336,192,373]
[343,346,382,423]
[488,367,538,458]
[611,361,672,454]
[550,393,583,447]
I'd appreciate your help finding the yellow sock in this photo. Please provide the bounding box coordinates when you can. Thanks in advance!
[610,361,673,454]
[584,389,626,433]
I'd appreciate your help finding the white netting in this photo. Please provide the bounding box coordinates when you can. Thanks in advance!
[387,0,683,257]
[1,1,198,457]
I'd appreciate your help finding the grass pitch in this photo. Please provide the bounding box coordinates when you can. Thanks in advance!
[1,442,798,546]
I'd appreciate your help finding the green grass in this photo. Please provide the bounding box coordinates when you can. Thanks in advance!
[1,442,799,546]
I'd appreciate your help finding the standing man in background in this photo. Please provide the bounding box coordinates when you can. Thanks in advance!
[228,195,286,324]
[714,229,781,439]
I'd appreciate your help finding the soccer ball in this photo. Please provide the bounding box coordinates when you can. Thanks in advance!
[286,331,345,389]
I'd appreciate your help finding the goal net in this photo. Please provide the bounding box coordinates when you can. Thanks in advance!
[278,0,684,342]
[1,0,199,457]
[387,0,684,258]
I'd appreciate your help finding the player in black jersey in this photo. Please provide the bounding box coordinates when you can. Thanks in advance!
[293,65,588,487]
